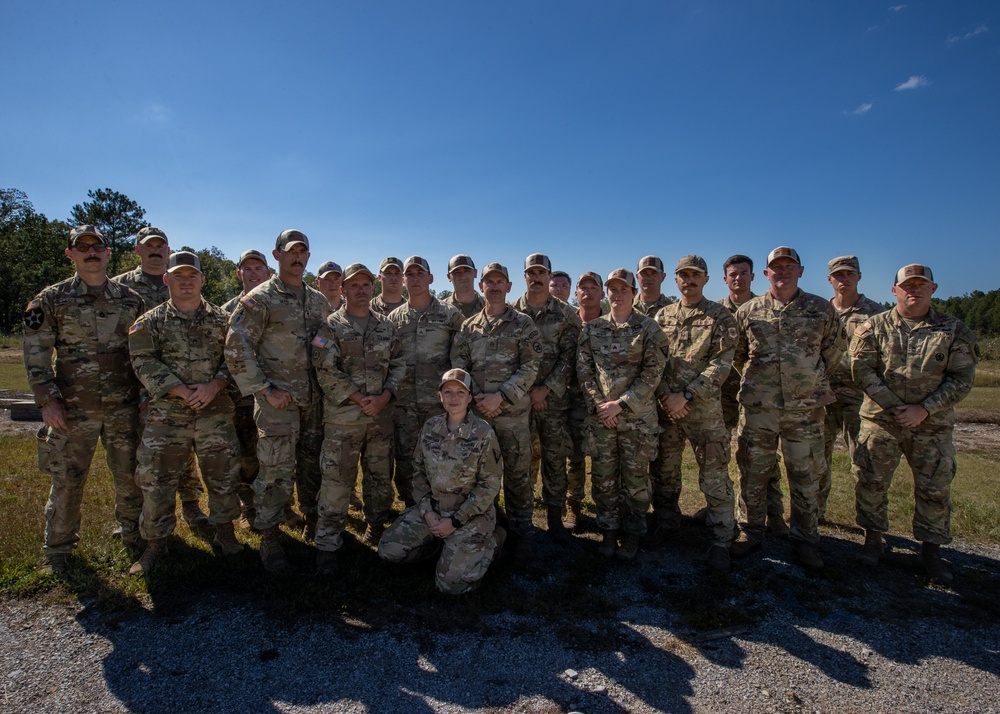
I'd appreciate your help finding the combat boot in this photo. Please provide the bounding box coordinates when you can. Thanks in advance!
[706,545,731,573]
[493,526,508,553]
[615,533,640,561]
[39,553,69,576]
[921,542,953,585]
[857,530,884,566]
[213,521,245,556]
[564,500,582,531]
[303,513,318,542]
[316,549,339,576]
[795,541,824,570]
[181,500,210,527]
[129,539,167,576]
[284,508,305,529]
[598,529,619,559]
[546,507,571,544]
[730,531,763,558]
[259,526,289,573]
[766,514,790,538]
[239,508,259,532]
[362,522,385,548]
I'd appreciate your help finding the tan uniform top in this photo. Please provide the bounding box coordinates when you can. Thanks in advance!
[112,267,169,312]
[388,297,464,410]
[441,292,486,320]
[370,295,406,316]
[512,294,582,409]
[829,293,887,402]
[633,293,675,319]
[718,293,755,402]
[655,297,737,401]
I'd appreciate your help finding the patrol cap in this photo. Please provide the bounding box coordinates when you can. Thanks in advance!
[317,260,343,278]
[275,229,309,251]
[166,251,203,274]
[403,255,431,273]
[67,224,104,248]
[439,368,473,392]
[343,262,376,282]
[136,226,168,245]
[894,263,935,285]
[827,256,860,275]
[637,256,665,274]
[606,268,636,289]
[379,256,404,273]
[481,262,510,280]
[577,271,603,288]
[238,249,269,268]
[448,254,476,273]
[675,255,708,274]
[766,246,801,266]
[524,253,552,272]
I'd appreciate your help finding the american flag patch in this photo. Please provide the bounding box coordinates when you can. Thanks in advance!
[129,322,145,335]
[26,298,41,310]
[312,336,329,348]
[240,295,258,308]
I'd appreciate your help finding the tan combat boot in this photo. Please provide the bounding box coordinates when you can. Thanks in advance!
[259,526,289,573]
[564,500,582,531]
[39,553,69,576]
[857,529,884,566]
[921,542,953,585]
[362,522,385,548]
[213,521,245,555]
[129,539,167,576]
[181,500,209,527]
[616,533,640,561]
[546,506,571,544]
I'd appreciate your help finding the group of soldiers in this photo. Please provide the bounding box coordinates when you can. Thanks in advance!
[24,224,978,590]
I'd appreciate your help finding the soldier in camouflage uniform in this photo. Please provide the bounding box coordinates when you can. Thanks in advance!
[450,262,542,560]
[315,260,344,310]
[388,256,464,508]
[112,226,208,527]
[313,263,405,573]
[578,268,667,561]
[819,256,886,520]
[633,255,675,318]
[851,264,977,584]
[379,368,505,594]
[127,252,243,575]
[648,256,738,572]
[371,256,406,316]
[442,254,486,319]
[513,253,581,543]
[24,225,145,574]
[732,247,846,570]
[225,229,331,572]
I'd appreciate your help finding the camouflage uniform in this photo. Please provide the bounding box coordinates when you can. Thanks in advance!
[820,294,886,516]
[370,295,406,316]
[851,308,977,544]
[129,299,240,540]
[379,412,503,594]
[24,276,145,554]
[734,290,846,544]
[653,298,738,546]
[633,293,675,319]
[225,276,330,530]
[577,312,667,536]
[450,306,542,536]
[513,295,581,510]
[313,308,405,551]
[221,295,258,512]
[565,306,608,506]
[388,297,464,505]
[441,292,486,320]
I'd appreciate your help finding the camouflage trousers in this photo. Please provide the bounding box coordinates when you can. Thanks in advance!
[379,505,499,595]
[135,399,240,540]
[724,393,783,521]
[853,418,956,545]
[586,417,656,536]
[252,396,322,530]
[394,402,442,507]
[232,396,259,512]
[652,409,735,547]
[478,408,536,537]
[140,400,202,503]
[818,397,863,519]
[316,412,395,552]
[529,406,571,509]
[37,401,141,555]
[736,406,825,544]
[566,399,588,505]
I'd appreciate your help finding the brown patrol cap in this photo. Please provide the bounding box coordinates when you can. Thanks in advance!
[481,262,509,280]
[275,229,309,251]
[524,253,552,272]
[379,256,404,272]
[136,226,168,245]
[637,255,665,273]
[166,251,203,274]
[403,255,431,273]
[439,367,473,392]
[448,254,476,273]
[68,224,104,248]
[606,268,636,289]
[828,255,860,275]
[894,263,934,285]
[577,271,603,288]
[342,262,376,282]
[766,246,801,266]
[317,260,343,278]
[675,255,708,274]
[238,249,270,268]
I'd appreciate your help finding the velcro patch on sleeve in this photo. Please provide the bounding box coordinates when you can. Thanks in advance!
[312,336,330,348]
[129,322,145,335]
[240,295,258,309]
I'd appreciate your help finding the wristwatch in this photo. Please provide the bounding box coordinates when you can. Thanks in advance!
[683,389,694,401]
[450,515,463,529]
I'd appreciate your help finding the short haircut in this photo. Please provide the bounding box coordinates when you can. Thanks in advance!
[723,254,754,272]
[550,271,570,281]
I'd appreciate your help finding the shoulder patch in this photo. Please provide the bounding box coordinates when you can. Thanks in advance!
[728,326,738,340]
[129,321,145,335]
[26,298,41,310]
[240,295,258,309]
[854,322,872,337]
[23,300,44,331]
[311,335,330,348]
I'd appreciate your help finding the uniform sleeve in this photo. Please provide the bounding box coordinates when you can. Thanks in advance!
[619,321,667,410]
[689,311,736,401]
[498,322,542,404]
[413,425,434,516]
[921,323,978,417]
[129,317,185,400]
[22,292,61,407]
[576,325,601,411]
[820,303,848,379]
[454,426,503,525]
[449,327,478,394]
[313,322,357,406]
[543,311,581,399]
[850,321,905,411]
[383,323,406,397]
[225,298,270,397]
[732,308,750,376]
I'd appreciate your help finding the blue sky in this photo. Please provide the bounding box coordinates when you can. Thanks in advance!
[3,1,997,302]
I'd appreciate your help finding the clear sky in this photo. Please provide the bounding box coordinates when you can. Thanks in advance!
[3,1,998,302]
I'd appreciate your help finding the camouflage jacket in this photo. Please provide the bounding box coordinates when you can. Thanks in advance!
[851,307,978,428]
[388,298,464,410]
[655,298,737,401]
[313,308,405,425]
[370,295,406,317]
[718,293,756,313]
[220,294,241,314]
[441,292,485,320]
[129,298,232,407]
[829,294,886,402]
[23,276,143,409]
[633,293,675,318]
[734,289,845,410]
[414,412,502,524]
[577,311,667,427]
[718,293,755,402]
[112,267,169,313]
[225,276,330,406]
[450,305,542,417]
[220,292,252,407]
[513,294,582,409]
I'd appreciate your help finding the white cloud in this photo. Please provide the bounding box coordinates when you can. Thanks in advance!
[842,102,873,116]
[948,24,988,44]
[889,4,906,11]
[895,75,930,91]
[132,100,173,125]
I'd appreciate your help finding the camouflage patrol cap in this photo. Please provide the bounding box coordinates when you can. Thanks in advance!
[675,255,708,274]
[403,255,431,273]
[827,256,860,275]
[606,268,637,289]
[317,260,343,278]
[448,254,476,273]
[577,271,603,288]
[136,226,168,245]
[343,262,376,282]
[894,263,935,285]
[439,368,473,392]
[637,256,665,274]
[480,262,509,280]
[379,256,404,273]
[238,249,270,268]
[524,253,552,272]
[67,224,104,248]
[275,229,309,251]
[166,251,203,274]
[766,246,801,266]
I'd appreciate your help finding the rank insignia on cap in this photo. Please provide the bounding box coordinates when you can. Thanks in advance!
[311,336,329,348]
[129,322,145,335]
